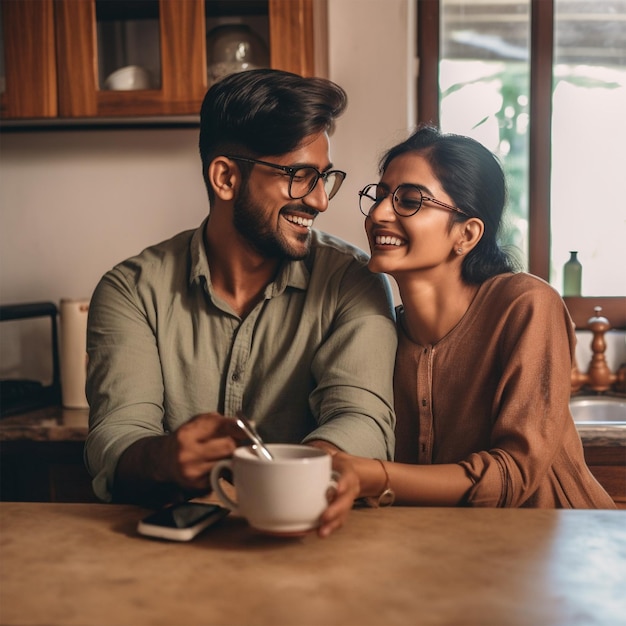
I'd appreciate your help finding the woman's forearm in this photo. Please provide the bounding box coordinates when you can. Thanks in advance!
[345,454,473,506]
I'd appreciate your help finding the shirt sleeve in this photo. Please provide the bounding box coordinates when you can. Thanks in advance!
[302,260,398,460]
[458,281,578,506]
[84,266,166,502]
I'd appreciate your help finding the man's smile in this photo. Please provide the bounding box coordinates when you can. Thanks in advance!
[284,213,314,229]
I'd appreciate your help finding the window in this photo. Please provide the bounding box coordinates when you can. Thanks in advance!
[417,0,626,298]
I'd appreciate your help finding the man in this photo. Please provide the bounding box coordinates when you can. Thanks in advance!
[84,70,397,530]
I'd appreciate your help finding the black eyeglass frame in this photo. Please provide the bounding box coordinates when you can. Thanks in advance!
[358,183,470,218]
[225,155,346,200]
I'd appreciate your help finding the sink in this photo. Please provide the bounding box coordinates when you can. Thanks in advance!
[569,396,626,425]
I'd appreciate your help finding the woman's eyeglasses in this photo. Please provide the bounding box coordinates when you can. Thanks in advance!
[358,183,469,218]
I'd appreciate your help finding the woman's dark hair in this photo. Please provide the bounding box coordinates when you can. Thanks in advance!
[199,69,347,200]
[380,125,519,283]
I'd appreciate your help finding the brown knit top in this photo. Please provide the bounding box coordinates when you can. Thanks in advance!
[394,272,615,508]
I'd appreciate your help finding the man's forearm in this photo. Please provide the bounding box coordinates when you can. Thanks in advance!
[113,435,193,507]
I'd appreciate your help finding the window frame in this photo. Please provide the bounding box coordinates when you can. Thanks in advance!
[416,0,625,329]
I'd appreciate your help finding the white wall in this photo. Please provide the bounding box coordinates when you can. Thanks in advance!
[0,128,208,304]
[316,0,415,250]
[0,0,415,381]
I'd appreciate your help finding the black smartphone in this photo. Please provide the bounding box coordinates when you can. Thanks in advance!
[137,502,230,541]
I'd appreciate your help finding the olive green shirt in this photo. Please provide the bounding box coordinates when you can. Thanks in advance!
[85,221,397,501]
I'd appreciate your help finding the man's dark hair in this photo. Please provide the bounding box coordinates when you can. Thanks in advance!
[199,69,347,198]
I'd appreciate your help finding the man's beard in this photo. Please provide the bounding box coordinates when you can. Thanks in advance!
[232,184,314,260]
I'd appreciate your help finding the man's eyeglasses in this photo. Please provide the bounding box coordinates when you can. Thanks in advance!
[358,183,469,218]
[226,156,346,200]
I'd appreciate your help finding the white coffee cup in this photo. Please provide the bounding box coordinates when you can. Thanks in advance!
[210,444,338,535]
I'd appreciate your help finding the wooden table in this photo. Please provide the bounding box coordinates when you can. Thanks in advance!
[1,503,625,626]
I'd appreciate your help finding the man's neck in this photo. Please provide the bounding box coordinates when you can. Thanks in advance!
[204,221,280,318]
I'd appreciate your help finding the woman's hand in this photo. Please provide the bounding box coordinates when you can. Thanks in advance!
[317,453,361,538]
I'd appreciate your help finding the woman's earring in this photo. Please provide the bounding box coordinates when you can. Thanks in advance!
[456,248,463,255]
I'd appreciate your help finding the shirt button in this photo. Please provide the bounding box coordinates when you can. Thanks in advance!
[421,398,427,407]
[231,372,240,382]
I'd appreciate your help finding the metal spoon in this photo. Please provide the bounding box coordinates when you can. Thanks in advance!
[235,412,274,461]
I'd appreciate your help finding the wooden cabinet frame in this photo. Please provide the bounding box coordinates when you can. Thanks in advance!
[0,0,58,119]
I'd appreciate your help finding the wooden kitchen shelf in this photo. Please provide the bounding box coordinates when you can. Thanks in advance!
[0,0,326,124]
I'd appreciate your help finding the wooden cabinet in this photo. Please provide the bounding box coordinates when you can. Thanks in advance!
[1,440,98,503]
[584,445,626,510]
[0,0,325,122]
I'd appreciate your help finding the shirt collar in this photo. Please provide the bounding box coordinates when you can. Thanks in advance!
[188,218,311,295]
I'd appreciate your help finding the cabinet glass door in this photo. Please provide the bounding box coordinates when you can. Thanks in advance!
[96,0,162,92]
[205,1,269,88]
[55,0,207,118]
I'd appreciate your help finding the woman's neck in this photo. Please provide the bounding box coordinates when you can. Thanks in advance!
[395,274,480,346]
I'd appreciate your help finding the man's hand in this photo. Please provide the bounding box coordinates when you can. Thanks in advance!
[114,412,243,506]
[169,412,243,491]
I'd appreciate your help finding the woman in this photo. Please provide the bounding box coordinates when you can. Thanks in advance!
[338,125,614,508]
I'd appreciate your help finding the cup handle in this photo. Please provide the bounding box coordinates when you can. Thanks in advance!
[210,459,239,514]
[326,470,341,501]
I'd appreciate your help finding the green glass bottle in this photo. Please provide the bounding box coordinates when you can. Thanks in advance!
[563,251,582,296]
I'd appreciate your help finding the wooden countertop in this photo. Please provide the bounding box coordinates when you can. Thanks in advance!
[0,406,88,442]
[1,405,624,447]
[0,502,624,626]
